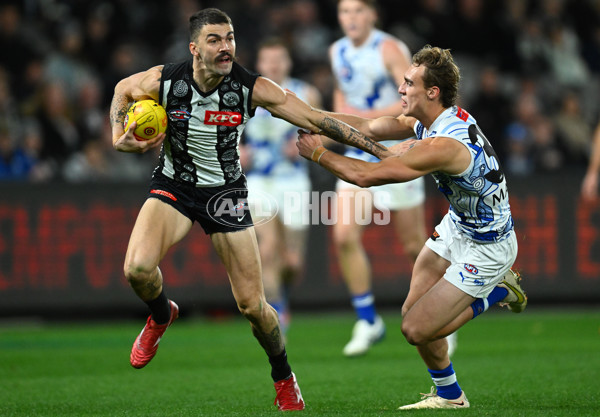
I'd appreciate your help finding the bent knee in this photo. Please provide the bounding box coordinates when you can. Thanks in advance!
[401,321,430,346]
[236,296,267,319]
[123,259,156,286]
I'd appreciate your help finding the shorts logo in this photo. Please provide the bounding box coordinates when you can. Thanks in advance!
[207,188,278,228]
[430,230,440,241]
[463,264,479,274]
[151,189,177,201]
[204,111,242,126]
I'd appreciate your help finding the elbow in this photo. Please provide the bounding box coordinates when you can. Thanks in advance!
[352,172,378,188]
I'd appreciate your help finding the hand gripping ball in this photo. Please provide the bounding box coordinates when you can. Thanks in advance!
[123,99,168,141]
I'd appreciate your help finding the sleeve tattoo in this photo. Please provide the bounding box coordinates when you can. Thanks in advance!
[318,116,391,159]
[109,95,130,128]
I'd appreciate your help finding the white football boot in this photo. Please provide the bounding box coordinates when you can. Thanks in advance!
[342,315,385,357]
[399,387,470,410]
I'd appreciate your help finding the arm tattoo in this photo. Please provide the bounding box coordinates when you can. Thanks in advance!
[109,94,130,128]
[318,116,391,159]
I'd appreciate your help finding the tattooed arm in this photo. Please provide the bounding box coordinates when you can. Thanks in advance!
[109,65,165,153]
[252,76,393,160]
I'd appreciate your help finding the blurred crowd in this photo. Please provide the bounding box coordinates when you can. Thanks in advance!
[0,0,599,182]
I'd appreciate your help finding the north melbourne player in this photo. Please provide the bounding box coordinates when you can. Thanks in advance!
[297,45,527,409]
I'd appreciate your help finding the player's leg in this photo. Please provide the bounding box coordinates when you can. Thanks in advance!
[390,204,459,356]
[278,223,308,334]
[254,217,288,331]
[125,197,193,368]
[399,246,472,409]
[334,187,384,356]
[210,227,304,410]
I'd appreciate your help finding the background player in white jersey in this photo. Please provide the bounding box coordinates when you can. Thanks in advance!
[330,0,429,357]
[241,39,322,336]
[109,8,393,411]
[297,45,527,409]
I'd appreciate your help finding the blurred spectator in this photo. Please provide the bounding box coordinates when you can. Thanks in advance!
[0,125,37,180]
[101,42,150,109]
[289,0,334,72]
[76,78,105,144]
[0,2,44,88]
[36,81,81,179]
[0,66,20,135]
[43,21,95,102]
[469,65,512,163]
[516,18,550,77]
[554,91,593,165]
[530,115,563,173]
[505,123,533,176]
[62,139,112,182]
[542,20,590,90]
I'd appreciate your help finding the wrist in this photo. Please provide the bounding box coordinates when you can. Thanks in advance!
[311,146,329,165]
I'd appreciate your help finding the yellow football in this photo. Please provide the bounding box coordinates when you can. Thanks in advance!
[123,99,168,141]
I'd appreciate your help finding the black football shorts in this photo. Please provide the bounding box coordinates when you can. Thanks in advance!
[146,170,254,234]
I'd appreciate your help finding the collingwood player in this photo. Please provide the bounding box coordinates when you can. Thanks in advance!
[109,8,391,412]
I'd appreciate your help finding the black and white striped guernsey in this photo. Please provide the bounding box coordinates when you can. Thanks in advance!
[157,60,258,187]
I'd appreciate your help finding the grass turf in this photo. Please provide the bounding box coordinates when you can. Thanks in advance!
[0,308,599,416]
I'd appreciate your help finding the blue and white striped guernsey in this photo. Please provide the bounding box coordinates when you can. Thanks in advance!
[243,77,312,179]
[331,29,408,162]
[414,106,514,242]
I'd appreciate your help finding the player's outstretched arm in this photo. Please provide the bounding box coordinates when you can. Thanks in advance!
[297,131,470,187]
[110,65,165,153]
[253,76,393,160]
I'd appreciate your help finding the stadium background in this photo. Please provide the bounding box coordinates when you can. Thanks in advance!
[1,0,599,317]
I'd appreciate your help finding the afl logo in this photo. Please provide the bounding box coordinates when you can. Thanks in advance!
[168,109,192,122]
[463,264,479,274]
[173,80,188,97]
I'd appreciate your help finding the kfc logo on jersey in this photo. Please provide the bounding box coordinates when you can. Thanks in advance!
[204,111,242,126]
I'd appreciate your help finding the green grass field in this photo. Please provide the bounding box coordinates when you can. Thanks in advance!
[1,308,599,416]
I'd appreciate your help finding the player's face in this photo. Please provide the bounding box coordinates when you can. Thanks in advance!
[256,46,291,85]
[398,65,428,117]
[337,0,376,44]
[191,23,236,76]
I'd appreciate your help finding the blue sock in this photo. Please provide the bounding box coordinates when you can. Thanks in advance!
[428,363,462,400]
[471,287,509,318]
[270,300,288,318]
[351,292,376,324]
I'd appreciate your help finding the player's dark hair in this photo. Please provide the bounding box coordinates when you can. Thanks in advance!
[412,45,460,108]
[189,8,233,41]
[337,0,377,8]
[257,37,291,54]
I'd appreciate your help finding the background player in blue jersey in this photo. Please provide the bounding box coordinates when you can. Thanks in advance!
[241,39,322,337]
[109,8,393,411]
[329,0,431,357]
[297,45,527,410]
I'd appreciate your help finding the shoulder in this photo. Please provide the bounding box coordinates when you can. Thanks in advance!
[231,62,259,86]
[252,76,286,108]
[161,60,191,79]
[330,37,348,56]
[379,35,411,61]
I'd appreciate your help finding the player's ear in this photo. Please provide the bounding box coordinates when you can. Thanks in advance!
[189,42,199,57]
[427,87,439,100]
